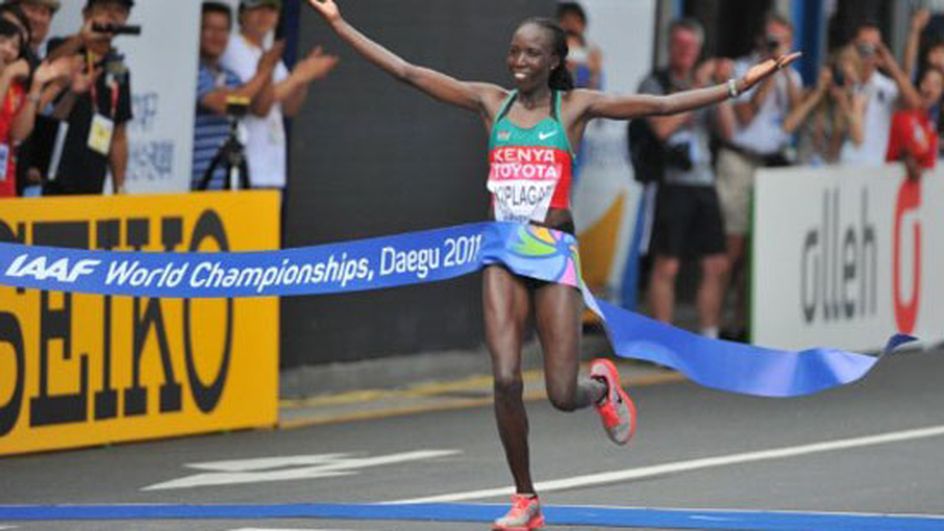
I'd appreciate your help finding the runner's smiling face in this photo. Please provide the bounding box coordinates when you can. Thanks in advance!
[507,23,557,92]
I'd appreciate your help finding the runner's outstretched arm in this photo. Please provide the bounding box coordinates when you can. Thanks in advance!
[307,0,504,115]
[579,52,802,120]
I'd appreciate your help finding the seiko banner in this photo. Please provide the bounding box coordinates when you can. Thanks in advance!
[753,164,943,351]
[0,192,279,456]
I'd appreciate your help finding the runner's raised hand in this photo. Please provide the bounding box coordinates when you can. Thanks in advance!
[740,52,802,92]
[307,0,340,23]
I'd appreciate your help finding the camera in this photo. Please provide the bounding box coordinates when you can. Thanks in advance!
[101,49,128,79]
[663,143,693,171]
[856,42,876,58]
[225,96,250,119]
[831,64,845,87]
[766,35,781,54]
[91,23,142,36]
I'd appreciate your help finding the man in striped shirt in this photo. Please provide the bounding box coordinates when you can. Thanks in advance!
[192,1,281,190]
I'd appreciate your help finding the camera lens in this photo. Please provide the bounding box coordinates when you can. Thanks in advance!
[766,35,780,52]
[857,43,876,57]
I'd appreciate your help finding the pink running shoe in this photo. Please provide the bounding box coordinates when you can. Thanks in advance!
[591,358,637,445]
[492,493,545,530]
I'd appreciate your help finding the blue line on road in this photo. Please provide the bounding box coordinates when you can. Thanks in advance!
[1,503,942,530]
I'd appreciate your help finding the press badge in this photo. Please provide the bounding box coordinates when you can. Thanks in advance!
[0,143,9,182]
[87,113,115,156]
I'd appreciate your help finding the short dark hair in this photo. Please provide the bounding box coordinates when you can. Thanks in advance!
[0,3,29,49]
[854,19,882,38]
[922,65,944,81]
[0,17,20,40]
[519,17,575,91]
[84,0,134,11]
[556,2,586,25]
[928,36,944,51]
[202,1,232,27]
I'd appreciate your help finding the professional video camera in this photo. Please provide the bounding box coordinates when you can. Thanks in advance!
[198,96,252,191]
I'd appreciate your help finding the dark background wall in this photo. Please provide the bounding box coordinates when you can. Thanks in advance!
[282,0,554,368]
[684,0,774,59]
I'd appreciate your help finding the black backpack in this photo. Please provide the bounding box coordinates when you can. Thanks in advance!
[627,70,671,184]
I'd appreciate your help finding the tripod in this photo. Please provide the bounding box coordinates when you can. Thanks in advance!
[198,115,250,191]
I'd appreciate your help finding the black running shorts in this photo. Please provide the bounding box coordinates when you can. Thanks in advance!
[650,183,726,258]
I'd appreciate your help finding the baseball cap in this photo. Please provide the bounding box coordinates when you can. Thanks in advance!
[240,0,282,9]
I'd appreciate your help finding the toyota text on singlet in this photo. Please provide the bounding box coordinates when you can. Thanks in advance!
[487,90,575,223]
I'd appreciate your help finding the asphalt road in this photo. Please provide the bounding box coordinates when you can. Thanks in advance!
[1,347,943,530]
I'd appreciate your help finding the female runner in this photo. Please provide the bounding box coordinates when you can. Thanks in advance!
[306,1,798,528]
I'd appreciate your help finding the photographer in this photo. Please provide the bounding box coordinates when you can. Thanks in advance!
[639,18,735,339]
[838,21,923,166]
[716,13,801,341]
[42,0,134,196]
[193,1,284,190]
[784,46,866,166]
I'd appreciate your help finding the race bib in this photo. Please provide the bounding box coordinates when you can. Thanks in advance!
[0,143,9,182]
[87,114,115,156]
[487,146,565,223]
[487,180,557,223]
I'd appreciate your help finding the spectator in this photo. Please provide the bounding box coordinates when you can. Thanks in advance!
[786,46,865,166]
[5,0,57,58]
[886,66,942,180]
[556,2,603,90]
[838,21,922,166]
[193,1,283,190]
[0,3,34,65]
[902,8,944,156]
[42,0,134,196]
[221,0,337,190]
[4,0,61,197]
[0,18,67,198]
[716,13,800,341]
[642,18,735,338]
[563,30,587,87]
[903,9,944,80]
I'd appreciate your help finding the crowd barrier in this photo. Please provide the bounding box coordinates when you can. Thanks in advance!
[2,164,934,456]
[753,163,943,351]
[0,191,280,456]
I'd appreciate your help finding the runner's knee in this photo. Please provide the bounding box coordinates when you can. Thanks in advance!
[546,383,578,412]
[493,375,524,401]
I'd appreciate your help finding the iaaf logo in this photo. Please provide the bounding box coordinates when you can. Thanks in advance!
[800,180,922,334]
[4,254,100,283]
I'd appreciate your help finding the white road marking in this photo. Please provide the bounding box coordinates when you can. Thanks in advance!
[229,529,365,531]
[388,424,944,503]
[229,528,365,531]
[143,449,461,491]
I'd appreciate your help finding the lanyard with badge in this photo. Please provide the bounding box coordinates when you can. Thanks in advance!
[86,51,120,156]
